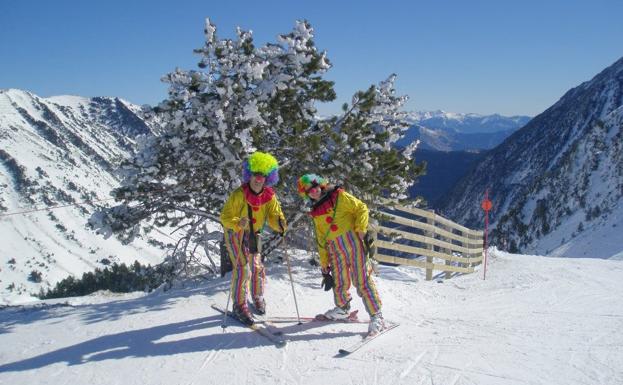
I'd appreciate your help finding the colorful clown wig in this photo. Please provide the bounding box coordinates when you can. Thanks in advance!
[242,151,280,186]
[297,174,328,199]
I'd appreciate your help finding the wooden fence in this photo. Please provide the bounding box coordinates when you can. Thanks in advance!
[372,205,484,280]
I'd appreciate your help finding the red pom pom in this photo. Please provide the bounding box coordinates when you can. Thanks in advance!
[330,224,338,232]
[325,216,333,223]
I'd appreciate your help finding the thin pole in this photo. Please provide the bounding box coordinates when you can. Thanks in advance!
[483,189,490,280]
[221,229,241,329]
[283,236,302,325]
[221,281,232,329]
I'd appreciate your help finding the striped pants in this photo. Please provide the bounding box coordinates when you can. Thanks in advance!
[327,230,382,316]
[223,229,265,306]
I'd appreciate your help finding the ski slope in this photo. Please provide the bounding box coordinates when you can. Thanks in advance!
[1,248,622,385]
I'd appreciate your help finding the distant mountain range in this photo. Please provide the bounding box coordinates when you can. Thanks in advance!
[397,111,531,151]
[0,89,169,303]
[406,111,531,134]
[437,57,623,259]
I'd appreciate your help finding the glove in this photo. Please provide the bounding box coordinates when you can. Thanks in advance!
[320,268,334,291]
[278,218,287,238]
[238,217,249,230]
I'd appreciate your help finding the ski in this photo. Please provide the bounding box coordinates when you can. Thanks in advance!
[211,304,287,348]
[314,310,361,322]
[262,310,367,324]
[337,321,399,356]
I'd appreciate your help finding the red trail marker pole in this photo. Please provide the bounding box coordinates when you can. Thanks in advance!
[481,189,492,280]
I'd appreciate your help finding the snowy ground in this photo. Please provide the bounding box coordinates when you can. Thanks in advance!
[1,248,622,385]
[544,202,623,260]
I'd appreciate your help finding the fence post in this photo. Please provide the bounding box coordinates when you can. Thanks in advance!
[470,231,480,268]
[444,254,452,278]
[425,211,435,281]
[466,230,473,268]
[443,224,452,280]
[475,232,481,267]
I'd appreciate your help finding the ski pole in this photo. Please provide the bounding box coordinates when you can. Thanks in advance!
[282,235,302,325]
[221,281,232,330]
[221,228,241,330]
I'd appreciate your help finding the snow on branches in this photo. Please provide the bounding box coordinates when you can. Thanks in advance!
[315,74,424,205]
[90,18,423,282]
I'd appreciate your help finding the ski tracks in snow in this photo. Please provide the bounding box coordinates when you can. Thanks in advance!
[398,350,427,380]
[192,333,238,383]
[198,346,220,371]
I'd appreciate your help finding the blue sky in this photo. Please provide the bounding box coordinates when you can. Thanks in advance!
[1,0,622,116]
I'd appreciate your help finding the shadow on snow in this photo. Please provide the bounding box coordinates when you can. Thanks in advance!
[0,314,362,373]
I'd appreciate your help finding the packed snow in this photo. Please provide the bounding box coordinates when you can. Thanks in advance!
[1,248,622,385]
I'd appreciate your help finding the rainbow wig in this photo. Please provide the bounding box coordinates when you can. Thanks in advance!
[297,174,328,199]
[242,151,280,186]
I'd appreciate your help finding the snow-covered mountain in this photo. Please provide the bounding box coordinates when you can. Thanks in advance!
[406,110,531,134]
[396,111,531,151]
[437,57,623,259]
[0,89,170,304]
[1,248,622,385]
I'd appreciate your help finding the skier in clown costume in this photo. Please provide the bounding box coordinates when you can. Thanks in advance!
[221,152,286,325]
[297,174,385,335]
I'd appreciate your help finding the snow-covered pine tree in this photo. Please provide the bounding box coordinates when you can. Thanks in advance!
[250,21,336,211]
[90,19,336,280]
[314,74,423,211]
[90,18,424,282]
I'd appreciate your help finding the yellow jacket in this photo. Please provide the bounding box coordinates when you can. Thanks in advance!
[310,188,368,268]
[221,185,286,234]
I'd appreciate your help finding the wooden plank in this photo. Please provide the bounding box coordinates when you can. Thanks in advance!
[376,254,429,269]
[382,214,482,246]
[435,215,483,238]
[375,253,475,274]
[431,225,481,247]
[376,240,483,264]
[466,255,483,264]
[389,205,483,237]
[381,213,434,233]
[396,206,436,220]
[377,240,445,259]
[377,225,484,253]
